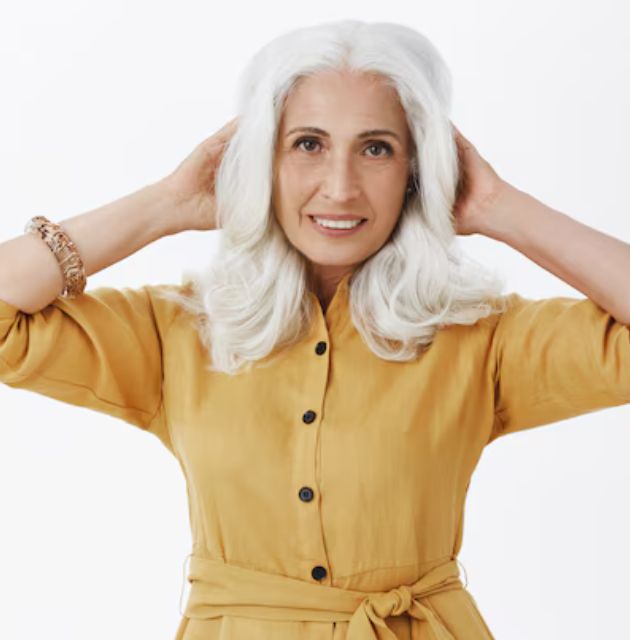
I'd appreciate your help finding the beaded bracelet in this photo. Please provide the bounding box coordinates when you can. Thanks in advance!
[23,215,87,299]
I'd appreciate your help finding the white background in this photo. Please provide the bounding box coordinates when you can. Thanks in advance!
[1,1,629,638]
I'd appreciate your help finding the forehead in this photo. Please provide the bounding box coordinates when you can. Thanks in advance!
[279,70,408,131]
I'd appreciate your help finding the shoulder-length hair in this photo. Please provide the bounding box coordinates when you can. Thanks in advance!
[157,19,508,376]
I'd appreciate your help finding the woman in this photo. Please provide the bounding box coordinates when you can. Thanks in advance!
[2,18,629,640]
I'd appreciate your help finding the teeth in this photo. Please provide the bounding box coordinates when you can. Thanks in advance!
[314,217,364,229]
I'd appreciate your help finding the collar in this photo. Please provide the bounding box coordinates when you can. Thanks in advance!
[307,271,353,332]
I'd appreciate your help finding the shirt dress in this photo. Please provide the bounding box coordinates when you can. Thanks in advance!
[1,271,629,639]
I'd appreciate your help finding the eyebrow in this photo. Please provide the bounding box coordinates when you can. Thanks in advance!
[285,126,402,142]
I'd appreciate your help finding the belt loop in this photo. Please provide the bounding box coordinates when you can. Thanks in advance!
[454,556,469,588]
[179,553,192,616]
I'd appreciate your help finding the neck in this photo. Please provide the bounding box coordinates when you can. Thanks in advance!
[306,266,352,313]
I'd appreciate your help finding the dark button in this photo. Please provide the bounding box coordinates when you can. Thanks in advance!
[302,410,316,424]
[311,565,327,581]
[315,341,327,355]
[298,486,314,502]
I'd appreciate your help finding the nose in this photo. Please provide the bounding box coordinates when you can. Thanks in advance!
[320,152,362,203]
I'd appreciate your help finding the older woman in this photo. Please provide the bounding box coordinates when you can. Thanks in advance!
[1,18,629,640]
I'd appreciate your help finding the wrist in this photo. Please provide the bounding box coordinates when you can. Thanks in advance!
[477,183,530,243]
[145,179,186,237]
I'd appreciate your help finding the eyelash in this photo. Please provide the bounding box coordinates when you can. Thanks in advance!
[292,137,394,157]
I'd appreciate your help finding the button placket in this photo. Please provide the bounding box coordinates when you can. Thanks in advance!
[297,334,332,583]
[295,301,335,584]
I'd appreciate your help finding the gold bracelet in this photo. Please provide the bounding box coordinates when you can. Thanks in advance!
[24,215,87,299]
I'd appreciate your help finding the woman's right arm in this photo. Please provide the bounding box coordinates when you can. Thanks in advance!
[0,181,189,448]
[0,115,238,314]
[0,181,180,314]
[0,118,238,313]
[0,115,239,313]
[0,118,237,445]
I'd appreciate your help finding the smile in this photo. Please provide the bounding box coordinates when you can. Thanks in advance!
[308,215,367,236]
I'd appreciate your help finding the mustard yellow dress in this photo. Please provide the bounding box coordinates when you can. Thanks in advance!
[2,271,629,639]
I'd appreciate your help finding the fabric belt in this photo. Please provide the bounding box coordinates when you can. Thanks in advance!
[180,554,465,639]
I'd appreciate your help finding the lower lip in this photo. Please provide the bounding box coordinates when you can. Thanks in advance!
[308,216,367,237]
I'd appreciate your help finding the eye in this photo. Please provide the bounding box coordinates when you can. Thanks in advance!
[365,141,393,157]
[292,137,394,157]
[294,137,321,153]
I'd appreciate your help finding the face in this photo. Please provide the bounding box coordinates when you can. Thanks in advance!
[272,69,414,289]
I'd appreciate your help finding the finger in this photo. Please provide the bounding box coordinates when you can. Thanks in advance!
[220,117,239,135]
[450,122,474,154]
[454,130,474,155]
[210,118,238,145]
[204,118,239,154]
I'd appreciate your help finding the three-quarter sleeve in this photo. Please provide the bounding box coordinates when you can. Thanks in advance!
[488,291,630,444]
[0,284,174,451]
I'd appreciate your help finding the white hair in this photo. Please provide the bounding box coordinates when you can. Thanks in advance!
[156,19,508,376]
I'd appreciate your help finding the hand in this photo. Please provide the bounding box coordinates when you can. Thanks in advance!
[450,122,509,236]
[159,116,239,232]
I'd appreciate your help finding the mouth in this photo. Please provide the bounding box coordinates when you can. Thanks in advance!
[307,215,368,236]
[307,215,368,223]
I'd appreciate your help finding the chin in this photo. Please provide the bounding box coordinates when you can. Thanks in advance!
[300,247,368,266]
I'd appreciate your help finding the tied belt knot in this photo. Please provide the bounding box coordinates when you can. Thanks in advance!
[369,583,413,617]
[180,554,465,639]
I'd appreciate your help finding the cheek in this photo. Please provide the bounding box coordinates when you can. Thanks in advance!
[272,180,302,229]
[276,162,303,193]
[367,181,406,213]
[272,171,294,206]
[277,174,314,214]
[282,155,322,185]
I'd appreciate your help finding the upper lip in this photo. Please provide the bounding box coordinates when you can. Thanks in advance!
[307,213,367,220]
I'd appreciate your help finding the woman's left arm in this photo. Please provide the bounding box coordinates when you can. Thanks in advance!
[451,124,630,324]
